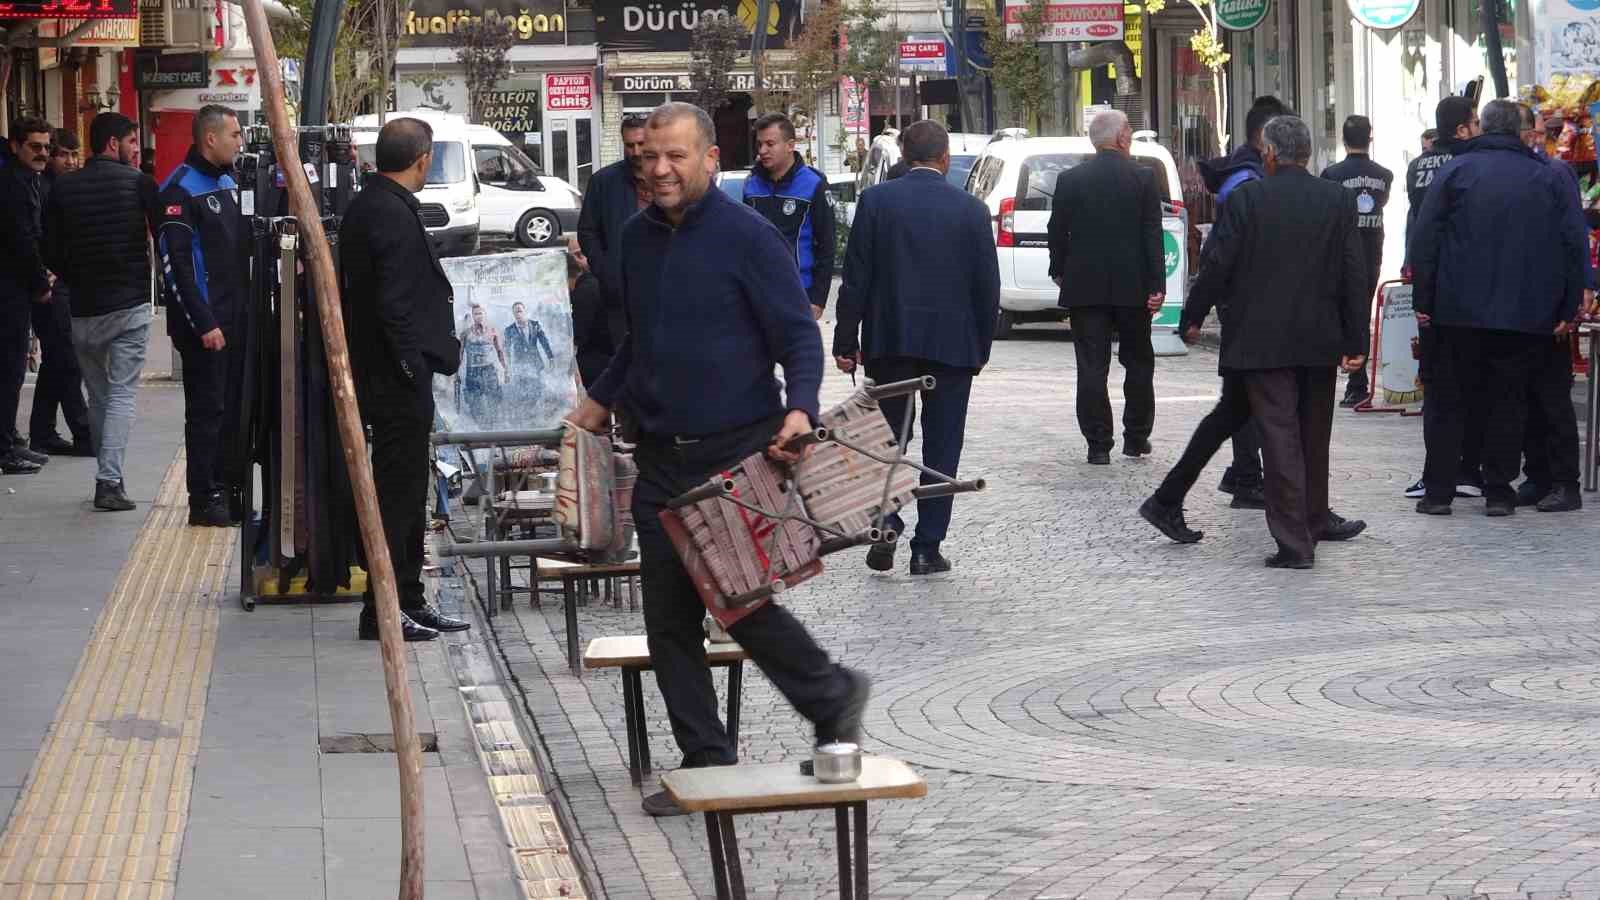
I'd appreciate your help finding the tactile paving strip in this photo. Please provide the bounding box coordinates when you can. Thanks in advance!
[0,456,234,900]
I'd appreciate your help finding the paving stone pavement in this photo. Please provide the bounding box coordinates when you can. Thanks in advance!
[479,322,1600,900]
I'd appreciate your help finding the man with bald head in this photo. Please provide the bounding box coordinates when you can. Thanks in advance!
[1047,108,1165,464]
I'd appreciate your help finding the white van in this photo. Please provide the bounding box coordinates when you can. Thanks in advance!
[467,124,583,247]
[352,109,480,257]
[854,129,991,196]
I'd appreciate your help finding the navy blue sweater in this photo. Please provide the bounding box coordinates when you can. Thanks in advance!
[588,186,823,437]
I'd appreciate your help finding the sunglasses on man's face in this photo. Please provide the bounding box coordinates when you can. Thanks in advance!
[21,141,48,153]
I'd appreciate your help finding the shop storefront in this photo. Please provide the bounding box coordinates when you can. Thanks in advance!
[1,0,139,143]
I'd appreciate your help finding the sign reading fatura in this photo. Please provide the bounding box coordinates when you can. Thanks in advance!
[403,2,566,45]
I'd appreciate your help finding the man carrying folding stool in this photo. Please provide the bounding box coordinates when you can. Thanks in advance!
[566,102,870,818]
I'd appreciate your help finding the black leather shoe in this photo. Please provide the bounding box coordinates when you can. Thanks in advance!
[865,542,896,572]
[1515,480,1548,507]
[1485,498,1515,517]
[1139,496,1202,544]
[908,550,951,575]
[189,492,231,527]
[0,452,42,475]
[1218,472,1239,495]
[1122,437,1152,457]
[12,445,47,465]
[1265,551,1314,570]
[406,603,471,632]
[358,609,440,642]
[1415,498,1452,516]
[1317,511,1367,542]
[817,668,872,746]
[31,433,74,455]
[1536,484,1582,512]
[1229,483,1266,510]
[642,789,688,817]
[93,481,135,511]
[1087,449,1111,465]
[1339,389,1365,408]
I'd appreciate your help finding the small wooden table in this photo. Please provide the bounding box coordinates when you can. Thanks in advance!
[662,757,927,900]
[585,635,747,785]
[538,559,643,675]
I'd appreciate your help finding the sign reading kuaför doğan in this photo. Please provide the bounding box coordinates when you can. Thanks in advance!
[402,1,565,46]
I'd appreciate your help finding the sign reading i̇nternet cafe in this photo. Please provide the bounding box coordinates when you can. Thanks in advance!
[1005,0,1124,42]
[135,51,208,90]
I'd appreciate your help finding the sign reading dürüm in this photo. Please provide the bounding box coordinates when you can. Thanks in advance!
[594,0,802,52]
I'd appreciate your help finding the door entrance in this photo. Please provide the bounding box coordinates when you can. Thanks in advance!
[544,114,594,190]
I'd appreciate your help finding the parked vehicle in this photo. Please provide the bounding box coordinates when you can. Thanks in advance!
[854,129,991,196]
[352,109,481,257]
[964,130,1187,338]
[468,125,582,248]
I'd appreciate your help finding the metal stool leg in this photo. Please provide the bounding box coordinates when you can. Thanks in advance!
[634,670,653,777]
[853,801,869,899]
[565,576,580,677]
[726,661,743,746]
[835,805,854,900]
[705,813,732,900]
[621,668,642,786]
[718,812,748,900]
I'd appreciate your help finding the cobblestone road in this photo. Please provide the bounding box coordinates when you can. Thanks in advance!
[487,322,1600,900]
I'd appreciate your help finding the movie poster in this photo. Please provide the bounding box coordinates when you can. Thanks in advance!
[436,249,577,432]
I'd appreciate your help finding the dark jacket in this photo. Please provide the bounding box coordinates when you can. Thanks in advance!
[1198,143,1265,206]
[42,156,160,318]
[1410,133,1588,334]
[340,173,461,417]
[834,167,1001,371]
[1047,148,1163,309]
[504,318,554,371]
[1404,136,1464,255]
[569,271,613,388]
[576,159,642,316]
[1184,165,1368,372]
[743,152,836,309]
[1320,153,1392,275]
[0,163,50,301]
[589,186,822,437]
[885,160,911,181]
[156,147,249,338]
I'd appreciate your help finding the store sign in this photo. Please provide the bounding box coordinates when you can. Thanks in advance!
[401,0,566,47]
[1215,0,1269,31]
[1347,0,1420,29]
[135,52,208,90]
[478,89,540,133]
[594,0,800,51]
[544,73,592,111]
[841,77,868,135]
[611,71,798,93]
[0,0,135,20]
[1005,0,1124,42]
[149,64,262,109]
[899,38,948,73]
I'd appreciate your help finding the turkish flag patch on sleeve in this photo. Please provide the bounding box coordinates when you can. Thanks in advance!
[166,204,183,216]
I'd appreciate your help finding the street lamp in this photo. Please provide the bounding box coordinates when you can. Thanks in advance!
[82,86,121,112]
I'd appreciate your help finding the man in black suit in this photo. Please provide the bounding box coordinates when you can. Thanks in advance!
[1047,109,1164,464]
[576,115,647,349]
[835,120,1001,575]
[1174,115,1369,569]
[341,117,467,641]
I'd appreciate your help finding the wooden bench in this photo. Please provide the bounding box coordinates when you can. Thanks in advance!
[662,757,927,900]
[540,559,644,675]
[585,635,748,786]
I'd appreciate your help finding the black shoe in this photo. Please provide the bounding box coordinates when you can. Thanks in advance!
[30,433,74,455]
[189,492,231,527]
[1139,496,1202,544]
[1121,437,1152,457]
[1485,498,1515,517]
[1218,471,1239,495]
[1515,480,1547,507]
[865,542,896,572]
[1229,483,1266,510]
[406,603,471,632]
[1536,484,1582,512]
[358,608,440,642]
[0,451,42,475]
[1403,478,1426,499]
[1415,498,1452,516]
[1338,391,1364,408]
[93,481,135,511]
[12,445,47,466]
[817,668,873,746]
[1265,551,1314,570]
[1087,448,1111,465]
[642,789,687,817]
[908,550,951,575]
[1317,511,1367,542]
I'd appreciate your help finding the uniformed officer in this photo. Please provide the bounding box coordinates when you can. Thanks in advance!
[1319,115,1392,407]
[156,104,247,526]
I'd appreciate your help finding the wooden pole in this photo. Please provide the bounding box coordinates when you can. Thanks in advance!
[238,1,428,896]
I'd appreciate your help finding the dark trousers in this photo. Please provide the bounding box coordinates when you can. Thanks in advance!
[1418,325,1484,482]
[1242,367,1337,561]
[361,399,432,614]
[1423,326,1541,505]
[1068,305,1154,451]
[867,359,975,553]
[29,297,90,445]
[1344,253,1381,396]
[0,297,29,448]
[175,330,229,503]
[1521,335,1579,490]
[1154,373,1253,506]
[633,416,854,767]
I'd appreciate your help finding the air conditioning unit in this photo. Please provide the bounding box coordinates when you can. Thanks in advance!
[139,0,209,49]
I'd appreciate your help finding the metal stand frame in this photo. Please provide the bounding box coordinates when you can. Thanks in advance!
[1584,324,1599,492]
[703,801,870,900]
[618,660,743,785]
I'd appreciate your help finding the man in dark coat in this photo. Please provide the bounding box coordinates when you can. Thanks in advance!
[834,120,1001,575]
[0,116,56,475]
[1048,108,1164,463]
[565,237,611,388]
[1410,99,1589,518]
[576,115,647,349]
[1320,115,1392,407]
[341,117,467,642]
[1164,115,1369,568]
[26,127,91,460]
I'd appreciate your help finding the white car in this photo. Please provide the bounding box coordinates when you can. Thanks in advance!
[353,109,481,257]
[468,124,582,247]
[855,129,992,196]
[964,131,1188,338]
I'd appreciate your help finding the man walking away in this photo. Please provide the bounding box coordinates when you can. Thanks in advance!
[577,115,647,349]
[27,127,92,460]
[341,117,469,642]
[1320,115,1392,407]
[834,120,1001,575]
[1048,109,1164,464]
[1410,99,1589,518]
[744,113,835,320]
[568,103,869,818]
[0,117,56,474]
[1176,116,1368,568]
[156,105,248,526]
[42,113,159,510]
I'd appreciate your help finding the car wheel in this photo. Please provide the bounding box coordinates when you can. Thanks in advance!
[996,309,1016,340]
[516,209,560,247]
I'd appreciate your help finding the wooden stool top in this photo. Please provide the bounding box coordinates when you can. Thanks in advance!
[584,635,748,669]
[661,757,926,813]
[535,558,642,580]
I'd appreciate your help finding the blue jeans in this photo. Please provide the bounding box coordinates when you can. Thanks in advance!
[72,304,151,486]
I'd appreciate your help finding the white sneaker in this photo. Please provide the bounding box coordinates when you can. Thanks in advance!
[1455,481,1484,498]
[1403,478,1425,498]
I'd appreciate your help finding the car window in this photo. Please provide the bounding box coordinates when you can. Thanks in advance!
[474,144,537,185]
[946,154,978,190]
[1016,154,1089,211]
[718,173,746,201]
[426,141,466,185]
[966,156,1000,200]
